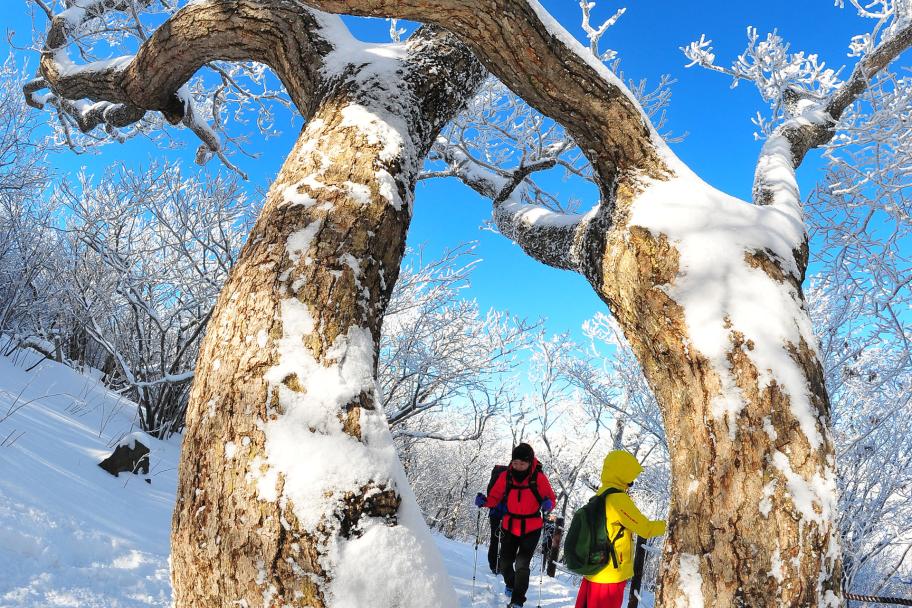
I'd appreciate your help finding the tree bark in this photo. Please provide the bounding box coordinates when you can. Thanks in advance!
[169,26,484,608]
[593,217,840,607]
[30,2,486,604]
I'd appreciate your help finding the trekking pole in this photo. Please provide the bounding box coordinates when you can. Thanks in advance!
[627,535,648,608]
[471,509,482,603]
[536,555,544,608]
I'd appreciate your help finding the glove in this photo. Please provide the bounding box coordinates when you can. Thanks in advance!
[475,493,487,508]
[540,498,554,513]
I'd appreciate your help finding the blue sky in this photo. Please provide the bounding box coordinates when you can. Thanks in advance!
[1,1,876,346]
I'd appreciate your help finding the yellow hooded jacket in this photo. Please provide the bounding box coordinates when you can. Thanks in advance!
[587,450,667,584]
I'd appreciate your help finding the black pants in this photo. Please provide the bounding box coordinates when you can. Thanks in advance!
[499,527,542,606]
[488,516,503,573]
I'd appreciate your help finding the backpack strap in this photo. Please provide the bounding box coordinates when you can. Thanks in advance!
[600,488,625,569]
[504,466,544,536]
[605,526,625,568]
[528,463,544,505]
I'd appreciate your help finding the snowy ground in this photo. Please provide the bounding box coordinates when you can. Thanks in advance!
[0,349,585,608]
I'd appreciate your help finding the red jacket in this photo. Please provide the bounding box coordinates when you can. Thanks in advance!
[484,459,556,536]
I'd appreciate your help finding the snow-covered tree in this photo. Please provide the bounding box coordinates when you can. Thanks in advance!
[0,57,55,343]
[25,2,486,606]
[51,164,248,438]
[402,433,498,540]
[297,0,912,605]
[381,244,534,443]
[803,69,912,593]
[504,333,612,519]
[809,275,912,597]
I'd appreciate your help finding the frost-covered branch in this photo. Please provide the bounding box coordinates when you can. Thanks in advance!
[579,1,625,60]
[808,274,912,593]
[683,7,912,208]
[48,163,248,437]
[380,244,535,441]
[26,0,336,174]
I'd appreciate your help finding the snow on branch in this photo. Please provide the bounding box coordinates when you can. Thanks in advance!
[299,0,674,197]
[683,28,841,113]
[421,9,683,268]
[685,6,912,137]
[25,0,342,176]
[683,5,912,208]
[579,1,625,61]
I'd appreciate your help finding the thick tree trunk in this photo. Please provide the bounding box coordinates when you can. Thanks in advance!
[593,211,841,607]
[170,28,484,607]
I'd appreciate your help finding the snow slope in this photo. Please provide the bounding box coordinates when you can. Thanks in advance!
[0,348,177,607]
[0,349,585,608]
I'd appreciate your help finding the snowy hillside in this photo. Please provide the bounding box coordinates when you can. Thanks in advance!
[0,348,177,607]
[0,348,581,607]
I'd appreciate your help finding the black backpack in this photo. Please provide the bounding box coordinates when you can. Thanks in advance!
[487,465,508,494]
[563,488,625,576]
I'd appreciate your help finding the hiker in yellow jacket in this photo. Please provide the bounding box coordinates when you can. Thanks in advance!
[574,450,666,608]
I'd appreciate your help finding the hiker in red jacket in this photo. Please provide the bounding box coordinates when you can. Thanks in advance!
[475,443,556,608]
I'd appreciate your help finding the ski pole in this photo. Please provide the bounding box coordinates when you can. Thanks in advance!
[627,535,647,608]
[536,528,546,608]
[471,509,482,603]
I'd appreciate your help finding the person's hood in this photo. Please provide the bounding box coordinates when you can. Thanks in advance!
[597,450,643,493]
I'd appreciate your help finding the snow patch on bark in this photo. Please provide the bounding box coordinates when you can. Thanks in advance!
[253,290,456,607]
[769,548,785,582]
[771,450,837,525]
[675,553,704,608]
[629,166,823,448]
[283,185,317,208]
[375,169,402,210]
[343,181,372,206]
[762,415,778,440]
[759,480,776,517]
[286,220,323,265]
[340,105,406,164]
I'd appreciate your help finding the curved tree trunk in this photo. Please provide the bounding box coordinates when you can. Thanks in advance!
[170,27,484,608]
[593,213,840,607]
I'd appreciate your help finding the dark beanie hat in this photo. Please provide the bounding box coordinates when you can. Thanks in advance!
[511,443,534,463]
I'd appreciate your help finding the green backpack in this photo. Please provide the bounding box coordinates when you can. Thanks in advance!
[563,488,625,576]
